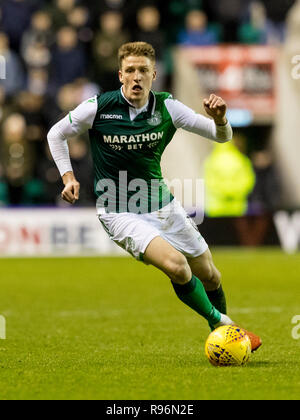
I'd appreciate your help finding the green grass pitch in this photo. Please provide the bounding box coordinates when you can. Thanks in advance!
[0,249,299,400]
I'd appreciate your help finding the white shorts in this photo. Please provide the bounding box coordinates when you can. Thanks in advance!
[98,199,208,262]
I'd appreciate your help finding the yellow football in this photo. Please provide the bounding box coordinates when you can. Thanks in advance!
[205,325,251,367]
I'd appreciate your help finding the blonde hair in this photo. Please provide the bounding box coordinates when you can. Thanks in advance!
[118,42,156,69]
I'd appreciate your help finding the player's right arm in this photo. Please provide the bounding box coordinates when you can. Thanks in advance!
[47,96,98,204]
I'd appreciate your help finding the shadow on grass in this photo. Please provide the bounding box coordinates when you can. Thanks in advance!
[207,360,275,369]
[247,360,277,368]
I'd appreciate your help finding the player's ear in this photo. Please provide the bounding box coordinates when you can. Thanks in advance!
[153,69,157,81]
[118,70,123,83]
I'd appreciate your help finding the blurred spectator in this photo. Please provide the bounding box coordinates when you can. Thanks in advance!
[0,85,18,126]
[15,92,47,159]
[238,1,268,44]
[234,149,282,246]
[167,0,203,43]
[68,136,94,205]
[0,113,36,204]
[203,0,251,42]
[0,32,25,96]
[204,135,256,217]
[56,83,80,115]
[135,5,166,91]
[239,1,294,45]
[135,6,164,58]
[249,150,282,214]
[261,0,296,23]
[92,11,129,92]
[66,5,93,45]
[97,0,126,16]
[177,10,219,46]
[261,0,295,45]
[72,78,100,102]
[38,144,62,205]
[54,80,97,118]
[0,0,35,52]
[27,68,49,95]
[40,135,94,206]
[14,89,61,164]
[21,10,54,52]
[22,41,52,72]
[0,178,8,205]
[89,0,128,27]
[44,0,76,30]
[21,10,53,71]
[264,21,287,44]
[49,26,86,93]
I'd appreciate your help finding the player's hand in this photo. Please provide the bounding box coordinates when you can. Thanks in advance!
[203,94,227,125]
[61,172,80,205]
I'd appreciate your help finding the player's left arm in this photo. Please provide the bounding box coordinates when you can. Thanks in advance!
[165,95,232,143]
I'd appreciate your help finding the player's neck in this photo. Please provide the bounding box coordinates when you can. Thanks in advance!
[131,99,149,110]
[121,87,149,110]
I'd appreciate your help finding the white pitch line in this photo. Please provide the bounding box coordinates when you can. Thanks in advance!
[230,307,283,314]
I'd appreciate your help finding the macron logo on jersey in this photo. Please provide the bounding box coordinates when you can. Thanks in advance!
[100,114,123,120]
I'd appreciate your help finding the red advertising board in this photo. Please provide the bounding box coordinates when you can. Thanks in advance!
[182,46,279,123]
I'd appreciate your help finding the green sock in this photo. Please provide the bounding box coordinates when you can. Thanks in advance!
[206,285,227,331]
[171,275,221,326]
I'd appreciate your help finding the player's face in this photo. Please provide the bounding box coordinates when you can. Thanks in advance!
[119,55,157,108]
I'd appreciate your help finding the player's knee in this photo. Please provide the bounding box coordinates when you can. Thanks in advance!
[211,268,222,290]
[165,254,191,284]
[201,265,221,290]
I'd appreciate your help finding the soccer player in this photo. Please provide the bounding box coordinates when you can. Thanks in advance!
[47,42,261,351]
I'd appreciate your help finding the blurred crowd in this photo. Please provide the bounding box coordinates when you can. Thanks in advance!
[0,0,295,208]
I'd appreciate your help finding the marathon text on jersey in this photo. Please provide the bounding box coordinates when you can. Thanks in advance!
[103,131,164,144]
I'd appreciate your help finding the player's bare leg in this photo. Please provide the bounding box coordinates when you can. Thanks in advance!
[143,237,233,329]
[143,236,192,285]
[187,249,233,329]
[187,249,262,352]
[187,249,227,326]
[187,249,222,291]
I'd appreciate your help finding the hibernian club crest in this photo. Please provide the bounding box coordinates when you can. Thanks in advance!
[147,111,162,126]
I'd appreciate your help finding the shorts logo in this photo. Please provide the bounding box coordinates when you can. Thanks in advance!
[124,237,136,257]
[147,111,162,126]
[100,114,123,120]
